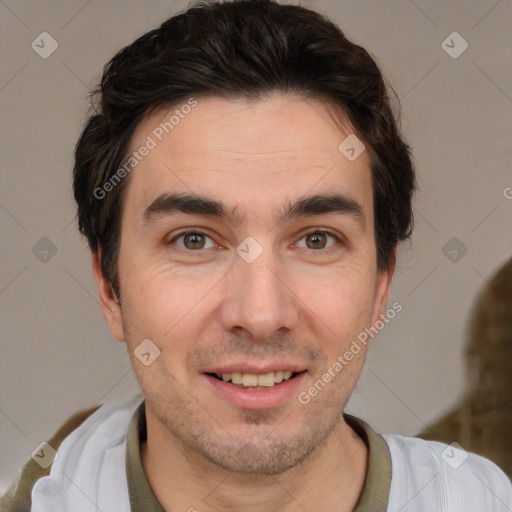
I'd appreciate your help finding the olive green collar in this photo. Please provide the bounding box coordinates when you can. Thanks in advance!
[125,400,391,511]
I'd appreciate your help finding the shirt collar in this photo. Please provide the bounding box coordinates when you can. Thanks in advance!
[125,400,391,511]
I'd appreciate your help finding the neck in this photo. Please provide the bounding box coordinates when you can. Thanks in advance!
[141,409,368,512]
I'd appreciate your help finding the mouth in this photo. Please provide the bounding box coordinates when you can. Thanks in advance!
[203,370,308,409]
[205,370,305,389]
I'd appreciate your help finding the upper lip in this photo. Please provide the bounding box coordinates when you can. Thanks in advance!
[203,363,308,375]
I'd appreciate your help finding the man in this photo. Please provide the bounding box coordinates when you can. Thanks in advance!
[2,0,511,510]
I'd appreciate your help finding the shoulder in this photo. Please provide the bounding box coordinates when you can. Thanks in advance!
[383,433,512,511]
[0,404,102,512]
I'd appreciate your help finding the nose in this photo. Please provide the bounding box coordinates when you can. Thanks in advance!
[220,245,299,341]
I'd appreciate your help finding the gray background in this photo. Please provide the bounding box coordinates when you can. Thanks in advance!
[1,0,511,492]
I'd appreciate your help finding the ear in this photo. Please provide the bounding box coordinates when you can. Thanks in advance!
[371,246,397,328]
[92,248,125,342]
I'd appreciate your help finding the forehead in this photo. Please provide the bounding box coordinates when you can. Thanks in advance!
[123,94,373,225]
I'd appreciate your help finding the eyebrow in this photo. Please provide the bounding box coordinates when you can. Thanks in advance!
[142,192,366,232]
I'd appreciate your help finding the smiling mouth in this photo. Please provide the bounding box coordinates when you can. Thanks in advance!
[206,371,305,389]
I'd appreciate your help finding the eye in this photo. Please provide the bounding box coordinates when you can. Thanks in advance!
[296,230,341,250]
[170,231,216,251]
[168,229,343,253]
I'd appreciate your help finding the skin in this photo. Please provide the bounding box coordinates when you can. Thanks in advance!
[93,92,396,512]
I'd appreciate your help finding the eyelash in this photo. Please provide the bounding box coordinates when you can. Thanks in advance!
[168,228,344,255]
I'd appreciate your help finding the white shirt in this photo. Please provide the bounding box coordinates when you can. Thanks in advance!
[29,394,512,511]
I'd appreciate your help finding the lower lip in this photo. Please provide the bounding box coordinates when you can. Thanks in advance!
[203,372,307,410]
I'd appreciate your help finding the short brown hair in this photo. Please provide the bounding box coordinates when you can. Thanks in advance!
[73,0,416,298]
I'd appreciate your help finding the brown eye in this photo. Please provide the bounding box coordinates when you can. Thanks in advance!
[306,232,327,249]
[183,233,206,249]
[297,231,339,250]
[171,231,215,251]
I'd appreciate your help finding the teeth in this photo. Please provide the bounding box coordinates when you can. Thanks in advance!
[217,370,296,387]
[230,372,243,385]
[242,373,258,387]
[255,372,275,387]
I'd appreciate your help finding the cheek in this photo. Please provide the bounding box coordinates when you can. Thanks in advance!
[316,288,372,331]
[299,272,376,358]
[126,266,214,340]
[306,265,375,316]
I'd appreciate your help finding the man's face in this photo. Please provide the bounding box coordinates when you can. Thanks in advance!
[95,93,394,475]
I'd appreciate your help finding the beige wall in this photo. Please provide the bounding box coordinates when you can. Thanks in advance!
[1,0,511,492]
